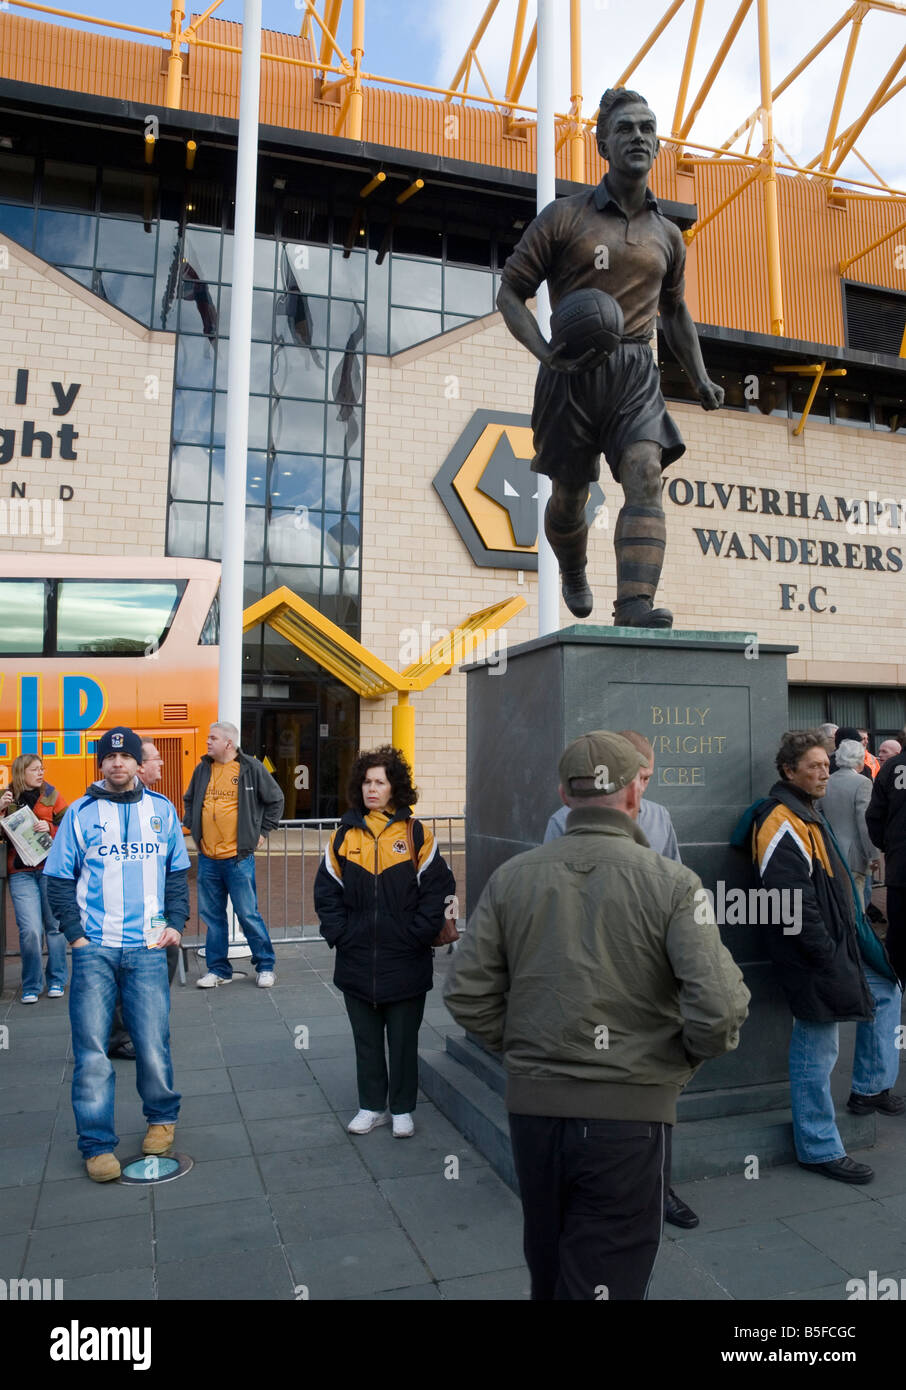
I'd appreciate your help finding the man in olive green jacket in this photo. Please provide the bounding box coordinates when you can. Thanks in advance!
[445,731,749,1301]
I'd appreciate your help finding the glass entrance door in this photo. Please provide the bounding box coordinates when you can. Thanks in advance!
[241,706,317,819]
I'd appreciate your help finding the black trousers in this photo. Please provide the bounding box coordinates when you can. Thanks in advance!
[884,886,906,986]
[343,992,426,1114]
[508,1113,670,1301]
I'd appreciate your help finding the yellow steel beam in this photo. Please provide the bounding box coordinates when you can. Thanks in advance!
[672,0,705,139]
[319,0,343,74]
[853,147,890,187]
[348,0,365,138]
[677,0,753,142]
[716,5,858,154]
[839,216,906,274]
[166,0,186,109]
[830,43,906,173]
[569,0,584,183]
[449,0,501,95]
[391,692,415,772]
[819,5,867,173]
[757,0,784,336]
[3,0,169,39]
[182,0,222,42]
[507,21,537,109]
[299,0,351,72]
[505,0,529,103]
[615,0,688,90]
[809,74,906,168]
[398,597,526,689]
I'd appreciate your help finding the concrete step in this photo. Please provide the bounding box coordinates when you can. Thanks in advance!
[419,1040,878,1192]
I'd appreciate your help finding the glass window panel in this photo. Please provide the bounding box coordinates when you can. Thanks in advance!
[209,449,267,504]
[790,383,829,424]
[873,692,906,727]
[101,169,157,219]
[270,397,324,453]
[834,388,871,429]
[41,161,95,211]
[274,291,329,353]
[253,237,277,289]
[177,277,219,337]
[215,340,271,393]
[57,580,183,654]
[0,203,35,247]
[391,257,442,309]
[828,692,868,728]
[58,266,93,289]
[152,220,182,330]
[659,359,699,404]
[35,210,95,266]
[365,250,389,354]
[331,247,365,300]
[443,313,473,333]
[251,289,276,340]
[0,580,46,653]
[326,403,362,457]
[392,223,443,258]
[743,372,788,417]
[265,564,321,599]
[167,501,208,557]
[269,454,323,509]
[389,307,442,353]
[319,583,360,634]
[329,299,366,350]
[324,457,361,511]
[280,242,330,295]
[97,272,153,325]
[446,231,491,267]
[176,334,216,389]
[271,339,327,399]
[787,688,825,727]
[183,227,222,283]
[96,217,156,273]
[268,509,326,566]
[322,512,361,568]
[170,444,211,501]
[0,155,35,203]
[205,504,266,563]
[173,389,213,444]
[328,348,363,410]
[281,199,329,245]
[714,369,746,411]
[874,395,906,433]
[212,392,268,448]
[444,265,493,317]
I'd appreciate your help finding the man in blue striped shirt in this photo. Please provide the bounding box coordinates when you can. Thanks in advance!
[45,727,190,1183]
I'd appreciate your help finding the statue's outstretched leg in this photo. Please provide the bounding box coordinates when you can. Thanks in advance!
[545,484,592,619]
[613,443,673,629]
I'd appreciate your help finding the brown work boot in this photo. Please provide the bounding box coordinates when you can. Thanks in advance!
[142,1123,176,1155]
[86,1152,121,1183]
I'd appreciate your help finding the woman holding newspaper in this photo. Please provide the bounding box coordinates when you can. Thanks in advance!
[0,755,68,1004]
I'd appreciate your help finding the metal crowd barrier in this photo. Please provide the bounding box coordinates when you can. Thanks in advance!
[253,815,467,945]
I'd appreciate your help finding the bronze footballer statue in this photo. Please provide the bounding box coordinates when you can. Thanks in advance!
[497,88,724,628]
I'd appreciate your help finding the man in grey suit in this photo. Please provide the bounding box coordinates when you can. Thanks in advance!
[822,738,879,902]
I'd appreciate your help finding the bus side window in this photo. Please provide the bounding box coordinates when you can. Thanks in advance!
[199,590,220,646]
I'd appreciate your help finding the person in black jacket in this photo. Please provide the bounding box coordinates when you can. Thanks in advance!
[867,747,906,985]
[315,746,455,1139]
[748,730,902,1186]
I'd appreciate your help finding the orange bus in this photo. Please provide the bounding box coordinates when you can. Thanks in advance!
[0,556,220,806]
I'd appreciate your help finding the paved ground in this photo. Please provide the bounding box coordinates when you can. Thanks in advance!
[2,940,906,1302]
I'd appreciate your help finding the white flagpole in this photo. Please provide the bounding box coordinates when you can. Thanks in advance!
[536,0,559,637]
[219,0,262,729]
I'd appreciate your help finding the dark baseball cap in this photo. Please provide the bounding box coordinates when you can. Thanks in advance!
[97,727,143,764]
[559,730,648,797]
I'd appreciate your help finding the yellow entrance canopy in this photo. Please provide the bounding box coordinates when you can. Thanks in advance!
[242,586,526,768]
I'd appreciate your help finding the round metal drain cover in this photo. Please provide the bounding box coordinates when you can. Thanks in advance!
[119,1153,194,1184]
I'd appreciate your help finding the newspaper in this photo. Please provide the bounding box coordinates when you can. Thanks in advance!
[0,804,54,868]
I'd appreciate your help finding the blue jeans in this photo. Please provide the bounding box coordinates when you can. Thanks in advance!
[9,870,68,996]
[196,852,275,978]
[69,944,180,1158]
[789,964,902,1163]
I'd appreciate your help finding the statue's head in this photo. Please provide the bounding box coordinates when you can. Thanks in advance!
[596,88,659,176]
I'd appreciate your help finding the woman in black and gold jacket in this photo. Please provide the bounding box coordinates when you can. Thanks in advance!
[315,745,455,1139]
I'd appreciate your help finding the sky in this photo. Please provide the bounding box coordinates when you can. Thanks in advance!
[8,0,906,191]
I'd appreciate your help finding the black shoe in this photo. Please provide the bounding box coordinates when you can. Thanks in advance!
[561,569,593,619]
[664,1188,699,1228]
[866,903,887,925]
[107,1041,136,1061]
[798,1156,874,1184]
[613,596,673,629]
[847,1088,906,1116]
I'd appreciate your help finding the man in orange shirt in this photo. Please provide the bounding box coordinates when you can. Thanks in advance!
[183,722,284,988]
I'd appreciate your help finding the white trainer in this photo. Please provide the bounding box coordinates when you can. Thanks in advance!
[256,970,275,988]
[196,972,231,988]
[347,1109,390,1134]
[392,1113,415,1138]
